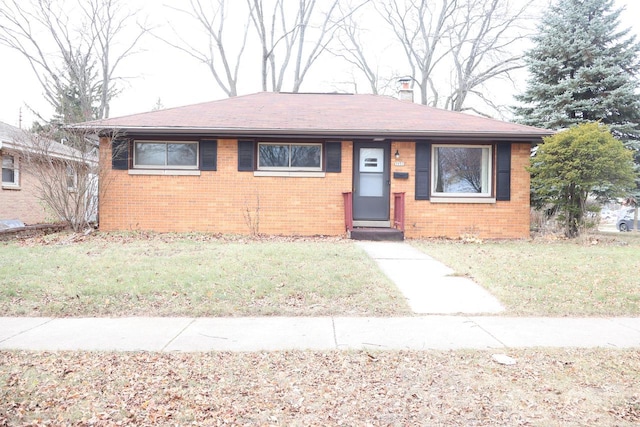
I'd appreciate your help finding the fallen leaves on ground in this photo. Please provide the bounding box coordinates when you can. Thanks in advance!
[13,230,350,248]
[1,349,639,426]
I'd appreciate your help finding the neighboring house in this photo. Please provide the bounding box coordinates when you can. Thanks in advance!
[79,92,553,239]
[0,120,96,225]
[1,121,50,224]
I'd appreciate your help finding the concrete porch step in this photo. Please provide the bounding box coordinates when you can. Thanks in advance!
[349,227,404,241]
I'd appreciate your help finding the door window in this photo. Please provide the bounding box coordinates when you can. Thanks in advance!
[359,148,384,197]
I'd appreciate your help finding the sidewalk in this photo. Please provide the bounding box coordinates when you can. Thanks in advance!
[1,316,639,351]
[1,241,639,352]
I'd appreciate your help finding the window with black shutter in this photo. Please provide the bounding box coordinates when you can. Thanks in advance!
[239,140,341,174]
[325,141,341,173]
[200,140,218,171]
[496,143,511,201]
[415,141,431,200]
[133,141,198,169]
[238,140,255,171]
[112,139,129,170]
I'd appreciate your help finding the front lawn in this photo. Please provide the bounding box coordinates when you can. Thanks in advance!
[0,232,409,317]
[413,233,640,316]
[3,231,640,317]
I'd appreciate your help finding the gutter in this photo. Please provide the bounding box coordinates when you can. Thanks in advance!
[76,125,553,143]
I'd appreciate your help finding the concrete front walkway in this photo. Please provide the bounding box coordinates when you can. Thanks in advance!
[357,241,504,314]
[1,316,639,352]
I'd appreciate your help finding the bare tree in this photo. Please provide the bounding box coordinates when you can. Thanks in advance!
[247,0,291,92]
[443,0,532,113]
[378,0,459,105]
[0,0,96,122]
[0,0,149,122]
[162,0,252,97]
[377,0,531,113]
[13,129,99,231]
[247,0,365,93]
[82,0,150,118]
[332,1,389,94]
[290,0,345,92]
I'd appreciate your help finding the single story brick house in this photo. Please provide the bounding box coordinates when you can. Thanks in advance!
[79,92,552,239]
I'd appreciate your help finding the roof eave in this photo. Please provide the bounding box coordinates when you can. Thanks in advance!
[82,125,552,142]
[1,140,95,164]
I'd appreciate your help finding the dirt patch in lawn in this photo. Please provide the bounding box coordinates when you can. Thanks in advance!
[1,349,639,426]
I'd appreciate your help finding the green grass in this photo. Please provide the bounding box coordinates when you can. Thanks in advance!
[412,232,640,316]
[4,230,640,318]
[0,233,409,317]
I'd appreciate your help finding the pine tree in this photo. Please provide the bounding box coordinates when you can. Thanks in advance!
[514,0,640,142]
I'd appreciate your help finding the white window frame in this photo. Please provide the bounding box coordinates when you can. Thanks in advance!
[431,144,492,198]
[66,164,78,191]
[257,142,323,172]
[133,140,199,170]
[2,153,19,187]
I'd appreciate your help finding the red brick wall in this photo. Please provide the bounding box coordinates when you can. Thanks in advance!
[390,141,531,239]
[99,138,353,235]
[99,137,531,238]
[0,150,51,225]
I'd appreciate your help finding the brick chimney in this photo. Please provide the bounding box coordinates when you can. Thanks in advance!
[398,77,414,102]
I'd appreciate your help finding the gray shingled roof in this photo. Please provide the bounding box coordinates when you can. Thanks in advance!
[0,121,21,144]
[0,120,92,162]
[77,92,553,141]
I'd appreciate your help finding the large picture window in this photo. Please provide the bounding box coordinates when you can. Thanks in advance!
[133,141,198,169]
[258,143,322,171]
[2,154,18,186]
[432,145,491,197]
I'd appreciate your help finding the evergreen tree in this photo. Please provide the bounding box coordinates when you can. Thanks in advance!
[514,0,640,142]
[31,52,102,145]
[52,51,102,125]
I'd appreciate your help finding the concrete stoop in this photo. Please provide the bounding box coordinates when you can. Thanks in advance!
[349,227,404,241]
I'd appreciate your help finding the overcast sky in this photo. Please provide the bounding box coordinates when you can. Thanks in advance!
[0,0,638,129]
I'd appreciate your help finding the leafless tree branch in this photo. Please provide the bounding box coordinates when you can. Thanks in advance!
[0,0,149,122]
[444,0,533,112]
[378,0,459,105]
[162,0,251,97]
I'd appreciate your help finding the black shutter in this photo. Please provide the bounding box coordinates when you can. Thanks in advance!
[199,140,218,171]
[111,139,129,170]
[325,141,341,172]
[238,140,255,171]
[415,141,431,200]
[496,143,511,201]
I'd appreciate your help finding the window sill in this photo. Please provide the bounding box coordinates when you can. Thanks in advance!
[254,171,326,178]
[2,184,20,190]
[129,169,201,176]
[430,197,496,204]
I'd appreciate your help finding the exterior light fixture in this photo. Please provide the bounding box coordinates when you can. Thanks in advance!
[395,149,400,159]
